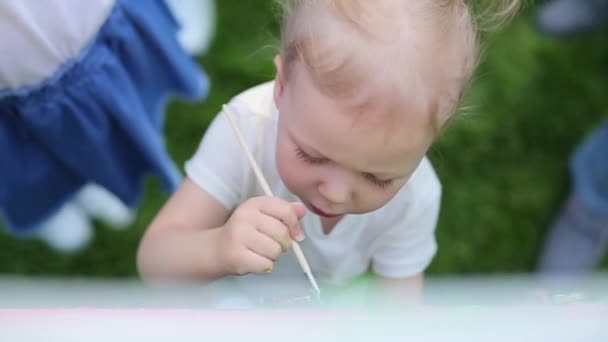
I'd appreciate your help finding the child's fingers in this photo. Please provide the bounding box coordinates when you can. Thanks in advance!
[255,197,301,229]
[255,215,292,251]
[290,202,306,220]
[247,232,283,261]
[240,249,274,275]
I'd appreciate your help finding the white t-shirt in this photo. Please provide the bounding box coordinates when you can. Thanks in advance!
[186,82,441,286]
[0,0,115,91]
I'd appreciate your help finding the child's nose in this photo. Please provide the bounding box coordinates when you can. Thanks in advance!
[317,170,353,205]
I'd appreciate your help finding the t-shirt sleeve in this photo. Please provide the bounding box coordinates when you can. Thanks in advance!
[371,160,441,279]
[184,103,255,211]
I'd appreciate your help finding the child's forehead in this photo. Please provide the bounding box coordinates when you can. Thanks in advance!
[288,60,437,138]
[285,17,453,125]
[285,72,433,173]
[283,1,473,133]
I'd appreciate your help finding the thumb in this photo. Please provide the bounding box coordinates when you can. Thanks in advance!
[290,202,306,220]
[289,223,305,242]
[289,202,306,242]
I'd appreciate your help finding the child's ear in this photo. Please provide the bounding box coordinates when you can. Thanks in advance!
[273,54,285,104]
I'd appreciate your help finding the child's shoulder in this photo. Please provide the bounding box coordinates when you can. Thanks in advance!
[399,156,441,206]
[229,81,276,120]
[407,157,441,197]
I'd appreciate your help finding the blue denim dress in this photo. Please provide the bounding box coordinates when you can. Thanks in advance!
[0,0,209,234]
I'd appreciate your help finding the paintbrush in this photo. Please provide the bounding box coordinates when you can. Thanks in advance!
[222,104,321,301]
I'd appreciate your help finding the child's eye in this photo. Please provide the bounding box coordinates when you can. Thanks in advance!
[364,174,393,190]
[295,146,327,165]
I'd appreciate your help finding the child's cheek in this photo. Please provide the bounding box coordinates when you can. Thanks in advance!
[276,146,305,193]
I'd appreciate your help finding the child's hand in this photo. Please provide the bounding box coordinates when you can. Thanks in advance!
[217,196,306,275]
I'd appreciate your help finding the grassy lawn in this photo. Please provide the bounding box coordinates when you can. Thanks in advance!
[0,1,606,277]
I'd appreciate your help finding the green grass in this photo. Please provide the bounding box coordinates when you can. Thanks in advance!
[0,1,606,277]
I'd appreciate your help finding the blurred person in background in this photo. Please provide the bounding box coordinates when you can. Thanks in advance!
[536,0,608,36]
[166,0,216,56]
[0,0,214,253]
[535,0,608,285]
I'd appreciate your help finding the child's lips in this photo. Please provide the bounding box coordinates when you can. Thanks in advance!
[306,203,341,218]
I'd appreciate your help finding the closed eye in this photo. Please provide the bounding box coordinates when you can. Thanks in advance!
[364,173,393,190]
[295,146,327,165]
[296,145,394,190]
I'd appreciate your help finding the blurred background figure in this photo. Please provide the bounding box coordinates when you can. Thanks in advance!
[0,0,214,253]
[536,0,608,36]
[166,0,216,56]
[537,124,608,281]
[535,0,608,285]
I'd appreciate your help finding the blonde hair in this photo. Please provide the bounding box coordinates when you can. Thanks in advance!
[277,0,521,134]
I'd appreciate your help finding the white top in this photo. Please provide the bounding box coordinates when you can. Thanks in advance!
[0,0,115,91]
[185,82,441,286]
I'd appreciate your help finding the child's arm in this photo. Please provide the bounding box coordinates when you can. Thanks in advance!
[136,178,305,282]
[136,178,229,281]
